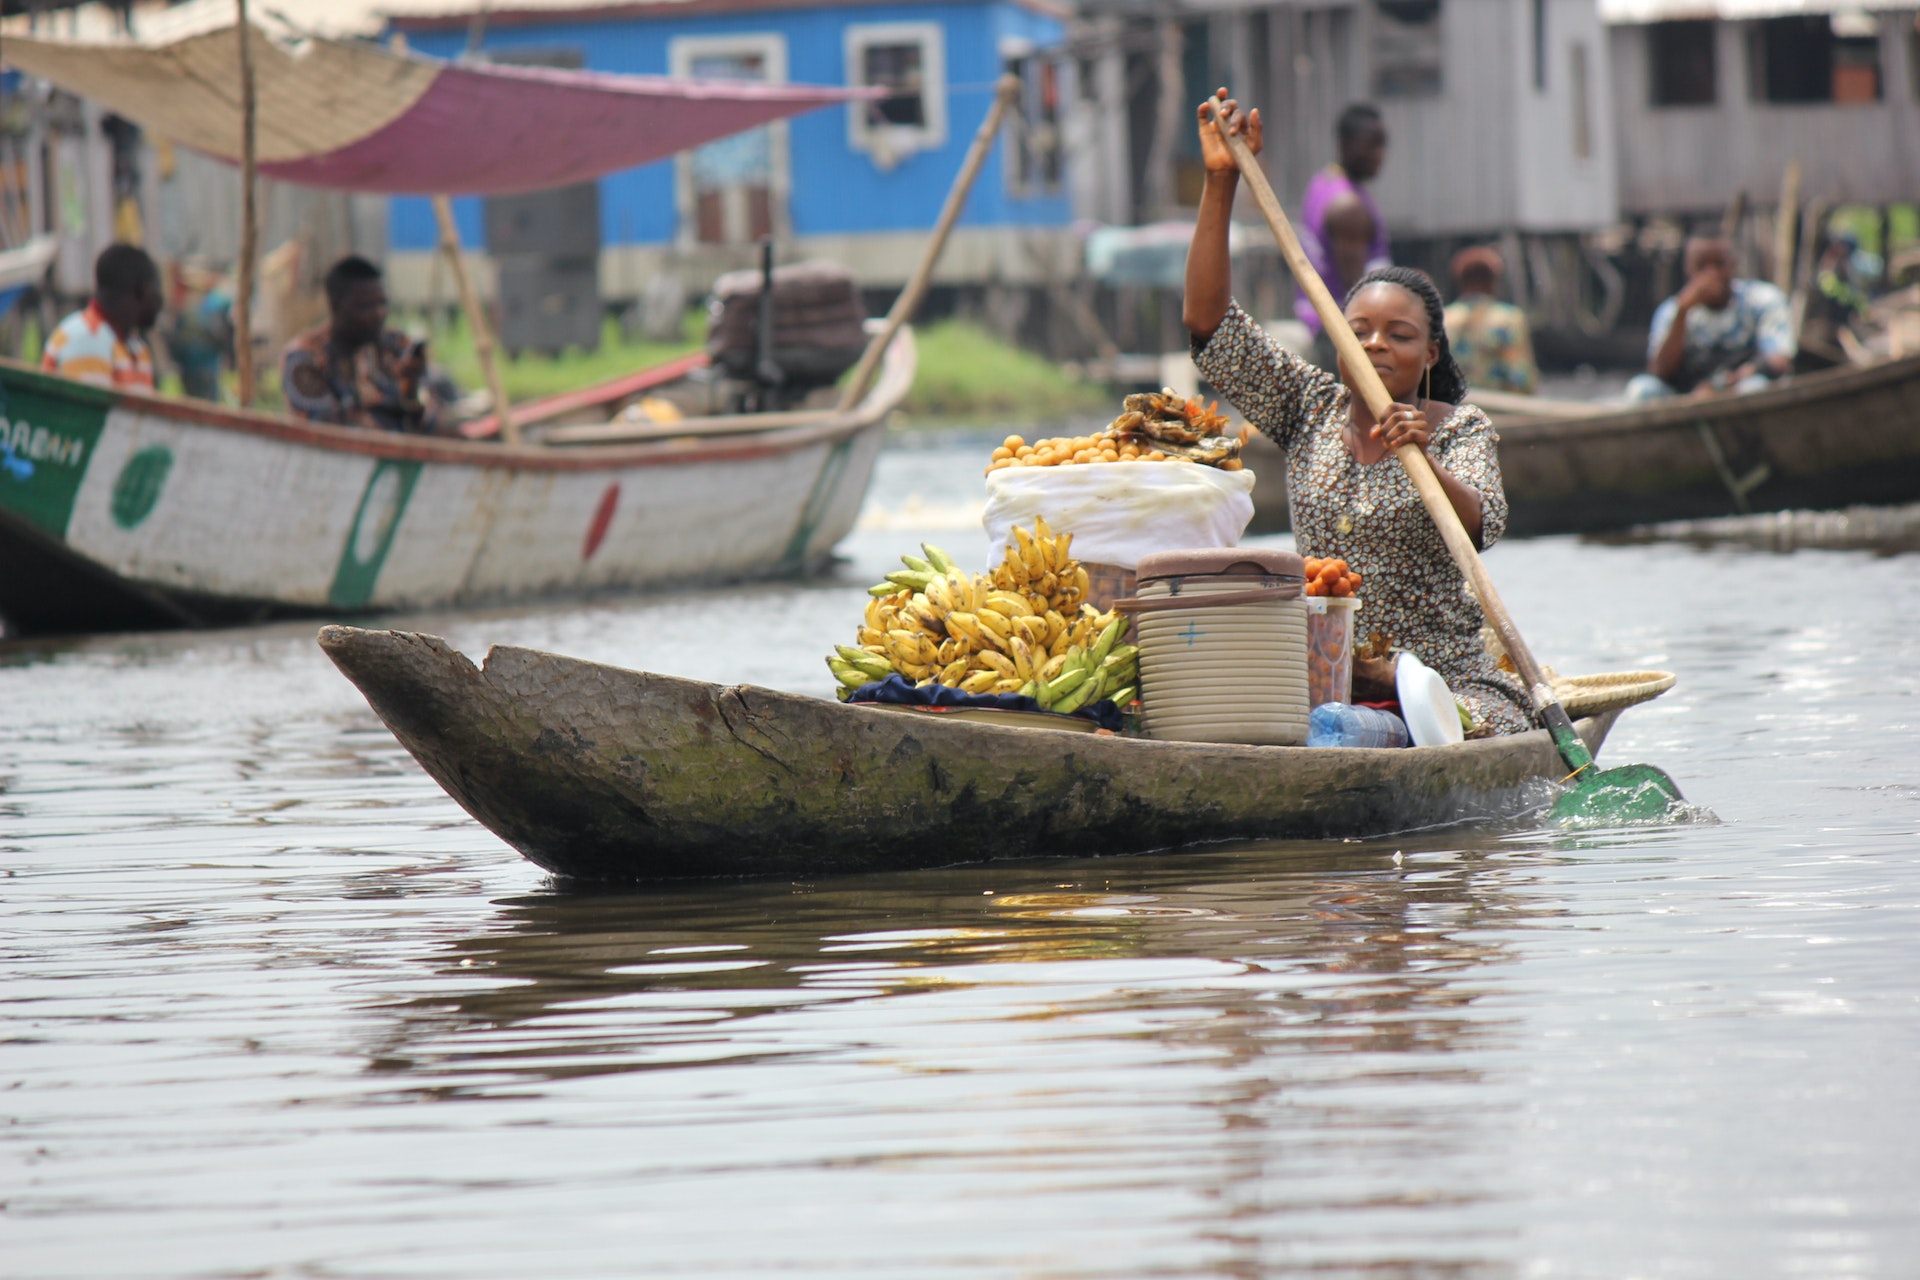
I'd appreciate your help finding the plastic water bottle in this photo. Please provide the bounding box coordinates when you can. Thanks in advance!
[1308,702,1411,749]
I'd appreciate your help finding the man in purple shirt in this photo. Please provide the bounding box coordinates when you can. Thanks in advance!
[1298,104,1391,370]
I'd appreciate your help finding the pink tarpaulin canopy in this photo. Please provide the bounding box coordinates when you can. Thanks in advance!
[1,22,878,195]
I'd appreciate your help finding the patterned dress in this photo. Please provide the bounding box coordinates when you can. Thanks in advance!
[1444,296,1538,394]
[1194,302,1531,736]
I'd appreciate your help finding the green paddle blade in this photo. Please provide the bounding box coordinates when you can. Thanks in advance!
[1549,762,1689,825]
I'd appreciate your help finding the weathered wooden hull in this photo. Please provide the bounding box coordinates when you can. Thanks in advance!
[318,625,1621,883]
[1246,353,1920,536]
[0,334,910,636]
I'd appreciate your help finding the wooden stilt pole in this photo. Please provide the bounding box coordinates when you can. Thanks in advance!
[432,194,518,445]
[234,0,258,408]
[1773,159,1801,294]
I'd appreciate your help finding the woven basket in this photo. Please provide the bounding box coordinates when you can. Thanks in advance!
[1550,670,1676,718]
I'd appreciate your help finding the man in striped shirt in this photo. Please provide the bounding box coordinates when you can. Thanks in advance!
[41,244,163,393]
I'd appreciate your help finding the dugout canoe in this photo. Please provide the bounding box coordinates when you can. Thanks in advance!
[0,328,911,637]
[318,624,1623,883]
[1244,352,1920,537]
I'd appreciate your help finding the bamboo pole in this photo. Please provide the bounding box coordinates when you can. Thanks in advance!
[836,74,1019,415]
[234,0,258,407]
[432,194,518,445]
[1773,160,1801,293]
[1721,189,1747,242]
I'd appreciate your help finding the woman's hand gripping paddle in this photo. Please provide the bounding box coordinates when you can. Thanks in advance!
[1202,98,1685,824]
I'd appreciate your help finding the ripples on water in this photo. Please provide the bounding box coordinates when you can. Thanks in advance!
[5,440,1919,1277]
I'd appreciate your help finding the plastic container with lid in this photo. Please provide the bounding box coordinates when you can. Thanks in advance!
[1304,595,1362,708]
[1119,548,1310,745]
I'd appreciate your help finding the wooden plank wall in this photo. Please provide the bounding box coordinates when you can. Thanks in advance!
[1365,0,1522,236]
[1610,10,1920,215]
[1512,0,1621,233]
[1076,0,1620,237]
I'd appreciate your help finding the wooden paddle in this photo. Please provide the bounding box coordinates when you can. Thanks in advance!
[1203,99,1683,822]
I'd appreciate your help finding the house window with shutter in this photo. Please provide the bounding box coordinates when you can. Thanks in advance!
[1648,20,1717,106]
[1373,0,1444,98]
[1750,13,1883,104]
[1005,53,1064,197]
[846,23,948,168]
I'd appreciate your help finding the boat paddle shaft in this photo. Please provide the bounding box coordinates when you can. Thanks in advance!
[1204,101,1589,763]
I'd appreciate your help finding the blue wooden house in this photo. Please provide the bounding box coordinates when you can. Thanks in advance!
[381,0,1074,319]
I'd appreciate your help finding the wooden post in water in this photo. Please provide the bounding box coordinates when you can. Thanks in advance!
[432,194,519,445]
[1773,160,1801,293]
[234,0,258,408]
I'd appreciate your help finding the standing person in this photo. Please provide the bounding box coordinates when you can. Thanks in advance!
[281,255,441,434]
[1444,246,1537,394]
[40,244,162,392]
[1627,236,1793,402]
[1297,103,1391,371]
[1185,91,1528,737]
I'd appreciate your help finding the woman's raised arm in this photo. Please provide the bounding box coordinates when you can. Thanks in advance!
[1183,90,1262,341]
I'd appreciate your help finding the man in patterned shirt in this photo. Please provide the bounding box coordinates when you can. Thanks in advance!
[40,244,162,392]
[1443,246,1537,395]
[1627,237,1793,402]
[281,255,440,434]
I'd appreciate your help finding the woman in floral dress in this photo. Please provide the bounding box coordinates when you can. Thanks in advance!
[1182,91,1530,736]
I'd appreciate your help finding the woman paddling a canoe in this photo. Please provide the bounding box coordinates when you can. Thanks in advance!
[1184,90,1530,736]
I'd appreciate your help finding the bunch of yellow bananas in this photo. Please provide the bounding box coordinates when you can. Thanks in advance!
[823,521,1138,716]
[989,516,1091,607]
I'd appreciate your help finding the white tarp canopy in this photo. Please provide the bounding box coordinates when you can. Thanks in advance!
[0,18,872,196]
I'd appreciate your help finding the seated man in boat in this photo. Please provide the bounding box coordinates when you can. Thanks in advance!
[282,255,443,434]
[40,243,162,392]
[1444,246,1537,394]
[1184,91,1530,738]
[1626,237,1793,403]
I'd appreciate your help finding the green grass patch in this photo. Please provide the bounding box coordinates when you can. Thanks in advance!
[903,318,1107,423]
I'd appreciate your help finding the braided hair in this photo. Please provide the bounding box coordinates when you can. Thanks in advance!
[1342,265,1468,406]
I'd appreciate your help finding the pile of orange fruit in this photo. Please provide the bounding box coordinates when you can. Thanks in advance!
[985,432,1185,473]
[1303,556,1362,597]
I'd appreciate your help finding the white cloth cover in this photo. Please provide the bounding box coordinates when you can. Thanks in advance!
[981,462,1256,570]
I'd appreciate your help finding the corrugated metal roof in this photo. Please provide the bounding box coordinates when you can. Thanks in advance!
[1600,0,1913,23]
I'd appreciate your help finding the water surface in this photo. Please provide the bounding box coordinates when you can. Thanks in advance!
[5,438,1919,1277]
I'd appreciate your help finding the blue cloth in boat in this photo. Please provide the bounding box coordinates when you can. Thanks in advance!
[849,674,1126,733]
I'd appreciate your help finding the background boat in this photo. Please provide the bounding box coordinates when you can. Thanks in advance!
[1245,351,1920,536]
[0,329,912,637]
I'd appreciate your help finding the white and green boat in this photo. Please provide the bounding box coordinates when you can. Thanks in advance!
[0,332,912,637]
